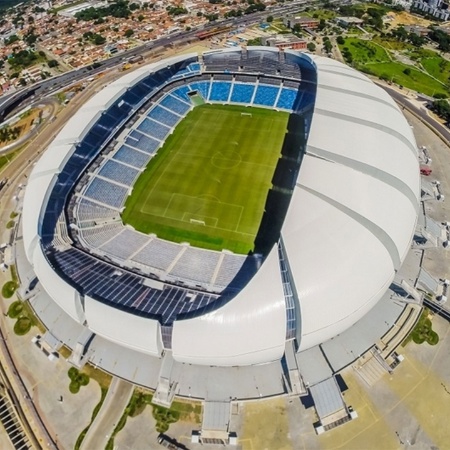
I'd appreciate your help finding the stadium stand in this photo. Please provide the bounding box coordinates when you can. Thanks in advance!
[169,247,221,285]
[98,160,140,187]
[209,81,232,102]
[138,118,171,140]
[171,85,191,102]
[83,178,128,209]
[214,253,247,288]
[81,223,123,248]
[230,83,255,104]
[50,247,218,322]
[112,145,151,169]
[127,129,161,153]
[188,82,211,100]
[132,239,185,272]
[276,88,298,110]
[161,95,191,116]
[100,227,151,260]
[253,85,280,107]
[77,199,119,222]
[148,105,181,128]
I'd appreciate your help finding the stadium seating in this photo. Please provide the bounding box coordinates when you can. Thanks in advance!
[81,223,123,249]
[230,83,255,104]
[188,82,210,100]
[276,88,298,110]
[214,253,247,288]
[209,81,232,102]
[160,95,191,116]
[98,160,140,187]
[84,177,128,209]
[253,85,280,107]
[171,85,191,102]
[138,118,171,141]
[132,239,184,271]
[148,105,180,128]
[77,199,119,222]
[169,248,221,285]
[113,145,151,169]
[126,130,161,153]
[101,228,150,260]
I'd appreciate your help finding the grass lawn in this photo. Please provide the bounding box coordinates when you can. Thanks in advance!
[420,56,450,85]
[403,308,439,346]
[306,8,336,20]
[122,104,288,253]
[339,37,449,97]
[0,148,21,172]
[340,38,391,64]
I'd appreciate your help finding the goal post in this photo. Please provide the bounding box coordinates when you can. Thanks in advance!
[190,218,206,225]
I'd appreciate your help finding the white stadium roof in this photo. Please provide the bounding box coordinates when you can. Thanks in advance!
[22,49,419,367]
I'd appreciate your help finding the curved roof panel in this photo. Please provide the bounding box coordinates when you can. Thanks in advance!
[172,247,286,366]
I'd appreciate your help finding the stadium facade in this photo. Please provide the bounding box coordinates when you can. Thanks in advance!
[22,47,419,401]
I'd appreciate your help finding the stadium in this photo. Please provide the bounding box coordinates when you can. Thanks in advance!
[22,47,419,432]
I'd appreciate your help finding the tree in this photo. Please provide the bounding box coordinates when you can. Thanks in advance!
[318,18,326,31]
[323,38,332,53]
[403,67,411,75]
[266,15,273,22]
[93,34,106,45]
[336,35,345,45]
[48,59,59,68]
[124,29,134,38]
[432,99,450,121]
[307,42,316,52]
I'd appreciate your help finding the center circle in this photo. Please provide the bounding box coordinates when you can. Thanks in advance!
[211,150,242,169]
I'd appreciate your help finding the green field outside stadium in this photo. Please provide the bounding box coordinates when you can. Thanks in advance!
[122,104,289,253]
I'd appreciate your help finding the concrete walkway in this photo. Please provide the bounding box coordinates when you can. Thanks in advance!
[80,377,134,450]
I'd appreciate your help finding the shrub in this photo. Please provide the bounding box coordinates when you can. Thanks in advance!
[2,281,17,299]
[79,373,90,386]
[68,367,79,381]
[14,317,32,335]
[69,380,80,394]
[68,367,90,393]
[7,300,23,318]
[6,220,15,229]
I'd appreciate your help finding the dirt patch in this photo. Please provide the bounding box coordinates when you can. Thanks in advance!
[240,397,293,450]
[390,11,433,28]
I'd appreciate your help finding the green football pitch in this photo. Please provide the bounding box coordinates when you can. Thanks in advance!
[122,103,289,253]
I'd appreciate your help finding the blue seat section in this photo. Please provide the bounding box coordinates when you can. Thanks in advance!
[140,118,170,141]
[276,88,298,110]
[253,85,279,107]
[113,145,150,169]
[98,160,139,186]
[230,83,255,104]
[51,247,218,321]
[84,178,128,209]
[172,85,191,102]
[126,130,160,154]
[148,105,180,127]
[161,95,190,115]
[209,81,232,102]
[188,82,210,100]
[189,63,201,72]
[171,61,201,79]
